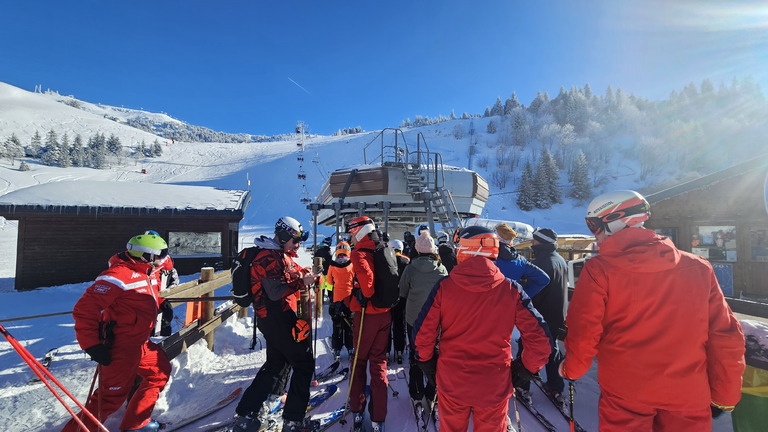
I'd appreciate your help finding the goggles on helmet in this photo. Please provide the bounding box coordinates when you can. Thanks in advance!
[585,200,650,234]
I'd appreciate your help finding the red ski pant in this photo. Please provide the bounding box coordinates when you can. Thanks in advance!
[598,389,711,432]
[437,388,509,432]
[349,310,391,422]
[61,341,171,432]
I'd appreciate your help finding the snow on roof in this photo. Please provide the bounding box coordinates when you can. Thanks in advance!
[0,181,250,215]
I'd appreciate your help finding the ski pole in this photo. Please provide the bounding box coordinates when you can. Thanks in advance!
[76,366,100,432]
[512,391,522,432]
[340,306,366,425]
[569,381,576,432]
[423,392,439,431]
[313,285,319,380]
[0,324,109,432]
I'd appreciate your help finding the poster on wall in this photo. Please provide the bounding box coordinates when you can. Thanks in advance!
[712,263,734,297]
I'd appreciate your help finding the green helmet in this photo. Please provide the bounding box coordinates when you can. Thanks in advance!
[126,234,169,261]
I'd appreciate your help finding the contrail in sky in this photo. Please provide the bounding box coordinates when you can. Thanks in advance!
[287,77,311,95]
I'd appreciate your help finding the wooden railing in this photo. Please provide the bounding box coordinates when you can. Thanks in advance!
[158,267,245,360]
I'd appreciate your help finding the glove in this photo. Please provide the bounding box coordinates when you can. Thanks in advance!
[511,358,536,388]
[85,344,112,366]
[354,288,370,308]
[292,319,310,342]
[711,405,725,419]
[418,356,437,388]
[159,299,174,337]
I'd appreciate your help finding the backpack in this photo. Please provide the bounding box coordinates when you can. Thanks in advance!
[359,245,401,308]
[230,246,261,307]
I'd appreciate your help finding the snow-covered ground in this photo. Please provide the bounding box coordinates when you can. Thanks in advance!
[0,83,741,431]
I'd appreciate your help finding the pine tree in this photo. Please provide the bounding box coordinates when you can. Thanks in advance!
[88,133,108,169]
[70,135,85,167]
[543,148,562,204]
[152,140,163,157]
[490,97,504,117]
[504,92,521,115]
[42,129,60,166]
[28,130,42,158]
[483,107,491,117]
[516,161,535,211]
[59,132,72,168]
[569,151,591,201]
[487,120,496,134]
[106,134,122,155]
[533,153,552,209]
[3,134,24,164]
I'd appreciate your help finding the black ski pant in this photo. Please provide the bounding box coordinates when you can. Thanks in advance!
[407,324,436,401]
[387,298,407,355]
[331,313,353,352]
[516,336,564,394]
[237,312,314,422]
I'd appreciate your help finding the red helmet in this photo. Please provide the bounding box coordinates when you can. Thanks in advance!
[455,226,499,263]
[346,216,375,243]
[586,190,650,236]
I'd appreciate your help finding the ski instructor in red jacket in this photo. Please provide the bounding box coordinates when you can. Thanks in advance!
[62,234,172,432]
[414,226,551,432]
[560,190,745,432]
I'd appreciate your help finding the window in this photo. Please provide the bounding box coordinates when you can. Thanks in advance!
[690,225,737,262]
[654,228,678,246]
[750,229,768,262]
[168,232,222,257]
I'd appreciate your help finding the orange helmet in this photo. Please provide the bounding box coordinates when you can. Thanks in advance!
[346,216,375,243]
[336,241,351,256]
[455,226,499,263]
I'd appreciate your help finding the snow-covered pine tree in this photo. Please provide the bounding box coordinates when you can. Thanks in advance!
[59,132,72,168]
[504,92,521,116]
[516,161,535,211]
[41,129,60,166]
[490,97,504,117]
[28,130,42,158]
[569,150,591,201]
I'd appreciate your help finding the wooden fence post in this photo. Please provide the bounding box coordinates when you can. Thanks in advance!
[200,267,215,351]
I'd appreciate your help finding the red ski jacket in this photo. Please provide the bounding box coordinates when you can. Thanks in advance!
[348,236,390,315]
[250,246,305,319]
[414,256,551,407]
[561,227,745,411]
[108,253,173,307]
[73,252,160,349]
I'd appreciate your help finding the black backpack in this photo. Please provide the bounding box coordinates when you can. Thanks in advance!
[230,246,261,307]
[359,245,401,308]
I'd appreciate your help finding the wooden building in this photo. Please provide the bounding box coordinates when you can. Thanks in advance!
[0,181,250,291]
[645,154,768,298]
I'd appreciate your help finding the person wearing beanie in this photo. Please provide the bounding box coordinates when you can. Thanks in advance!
[399,230,448,420]
[493,223,550,299]
[518,227,568,409]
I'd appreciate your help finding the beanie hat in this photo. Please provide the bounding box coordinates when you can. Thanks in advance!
[494,223,518,245]
[533,228,558,244]
[415,231,437,254]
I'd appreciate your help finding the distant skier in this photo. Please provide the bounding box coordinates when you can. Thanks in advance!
[62,234,172,432]
[561,190,746,431]
[232,216,317,432]
[414,226,551,432]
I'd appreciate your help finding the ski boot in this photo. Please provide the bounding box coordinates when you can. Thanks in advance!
[515,387,532,406]
[282,418,319,432]
[260,393,286,416]
[332,349,341,362]
[121,420,163,432]
[352,411,364,432]
[371,421,385,432]
[231,413,262,432]
[550,390,568,415]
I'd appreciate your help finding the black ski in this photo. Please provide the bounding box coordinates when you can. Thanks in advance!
[29,348,58,383]
[532,379,588,432]
[314,360,340,381]
[515,392,557,432]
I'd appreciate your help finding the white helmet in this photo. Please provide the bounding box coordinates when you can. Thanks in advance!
[436,231,449,244]
[586,190,650,236]
[389,239,404,252]
[275,216,308,245]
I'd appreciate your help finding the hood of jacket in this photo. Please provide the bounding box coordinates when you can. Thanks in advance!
[410,255,442,273]
[498,243,519,261]
[254,235,282,250]
[531,242,557,257]
[447,256,507,293]
[598,227,680,272]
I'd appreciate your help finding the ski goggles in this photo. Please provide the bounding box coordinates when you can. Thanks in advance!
[585,201,650,234]
[292,230,309,242]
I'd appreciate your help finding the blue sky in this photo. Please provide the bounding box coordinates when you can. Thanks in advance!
[1,1,766,137]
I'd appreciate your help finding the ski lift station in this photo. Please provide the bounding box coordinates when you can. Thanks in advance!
[306,128,489,240]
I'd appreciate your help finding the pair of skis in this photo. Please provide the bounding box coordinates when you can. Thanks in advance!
[515,380,588,432]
